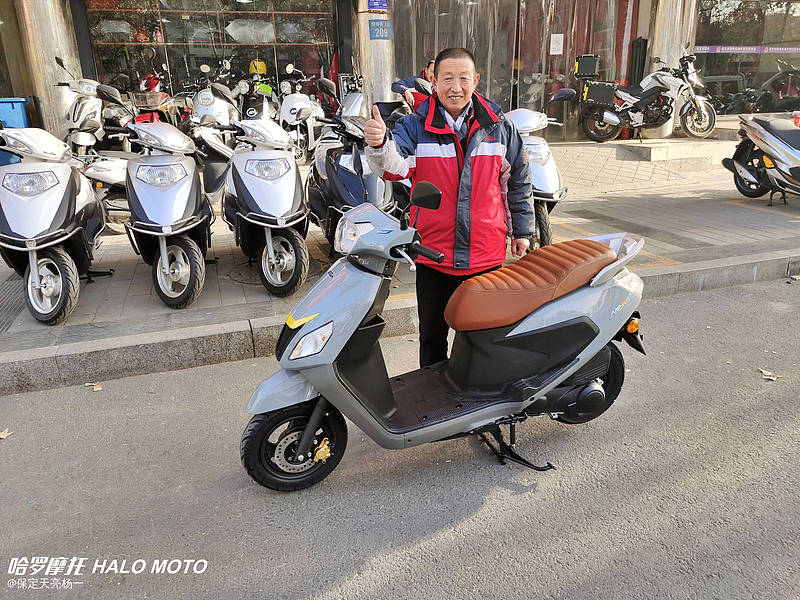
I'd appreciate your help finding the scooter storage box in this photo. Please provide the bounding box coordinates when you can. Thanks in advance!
[583,81,617,108]
[575,55,600,79]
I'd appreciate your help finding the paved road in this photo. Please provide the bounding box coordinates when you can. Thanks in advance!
[1,280,799,599]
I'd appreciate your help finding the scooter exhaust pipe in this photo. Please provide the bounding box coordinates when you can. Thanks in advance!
[601,110,621,126]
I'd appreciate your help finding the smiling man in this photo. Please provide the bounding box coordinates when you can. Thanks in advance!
[364,47,534,368]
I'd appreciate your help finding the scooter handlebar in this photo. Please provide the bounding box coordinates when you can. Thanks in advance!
[410,241,444,263]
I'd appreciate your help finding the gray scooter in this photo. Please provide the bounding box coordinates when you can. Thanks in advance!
[121,117,211,309]
[241,182,647,491]
[0,125,109,324]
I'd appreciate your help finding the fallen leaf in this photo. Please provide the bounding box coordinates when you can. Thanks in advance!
[84,382,103,392]
[0,428,13,439]
[758,368,782,381]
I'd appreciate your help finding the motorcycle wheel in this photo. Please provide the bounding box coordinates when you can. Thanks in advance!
[24,246,80,325]
[534,201,553,247]
[581,107,622,142]
[680,99,717,139]
[151,234,205,309]
[556,343,624,425]
[734,173,771,198]
[240,400,348,491]
[258,228,309,297]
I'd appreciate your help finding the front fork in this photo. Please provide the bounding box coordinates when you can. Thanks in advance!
[27,249,41,289]
[158,236,171,277]
[263,227,275,266]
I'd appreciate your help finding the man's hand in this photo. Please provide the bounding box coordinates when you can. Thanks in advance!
[404,89,416,107]
[364,105,387,148]
[511,237,530,257]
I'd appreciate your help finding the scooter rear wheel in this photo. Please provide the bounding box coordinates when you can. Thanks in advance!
[241,401,348,491]
[733,173,771,198]
[556,343,625,425]
[534,201,553,247]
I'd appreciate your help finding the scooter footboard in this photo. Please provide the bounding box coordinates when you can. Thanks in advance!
[246,369,319,414]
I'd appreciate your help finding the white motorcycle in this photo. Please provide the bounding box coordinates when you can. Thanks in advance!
[579,46,716,142]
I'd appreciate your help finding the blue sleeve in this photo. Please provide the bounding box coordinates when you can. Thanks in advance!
[391,76,419,94]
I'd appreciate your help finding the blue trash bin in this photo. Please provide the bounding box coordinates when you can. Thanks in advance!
[0,97,29,166]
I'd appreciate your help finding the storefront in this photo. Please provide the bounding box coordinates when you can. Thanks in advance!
[695,0,800,114]
[78,1,337,97]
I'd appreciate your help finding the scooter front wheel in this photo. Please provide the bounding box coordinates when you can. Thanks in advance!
[24,246,80,325]
[258,228,309,297]
[241,401,348,491]
[152,234,205,309]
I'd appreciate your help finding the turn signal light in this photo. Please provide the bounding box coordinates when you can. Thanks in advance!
[626,319,639,334]
[762,155,775,168]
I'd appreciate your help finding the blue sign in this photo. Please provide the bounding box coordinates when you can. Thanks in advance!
[369,19,392,40]
[368,0,389,9]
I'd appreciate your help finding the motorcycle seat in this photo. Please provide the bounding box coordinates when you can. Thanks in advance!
[752,116,800,149]
[444,239,617,331]
[616,84,643,96]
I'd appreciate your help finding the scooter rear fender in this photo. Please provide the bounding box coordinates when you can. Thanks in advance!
[246,369,318,415]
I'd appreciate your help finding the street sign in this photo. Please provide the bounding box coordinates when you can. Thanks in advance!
[368,0,389,9]
[368,19,392,40]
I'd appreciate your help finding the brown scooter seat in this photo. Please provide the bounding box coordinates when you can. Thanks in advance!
[444,239,617,331]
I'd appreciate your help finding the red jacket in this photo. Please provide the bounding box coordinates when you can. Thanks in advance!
[366,93,534,274]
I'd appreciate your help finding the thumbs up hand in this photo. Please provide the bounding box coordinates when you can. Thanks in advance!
[365,105,387,147]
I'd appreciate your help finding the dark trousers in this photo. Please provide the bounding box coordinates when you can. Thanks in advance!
[415,263,499,368]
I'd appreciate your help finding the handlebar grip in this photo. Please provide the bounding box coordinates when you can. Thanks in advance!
[104,125,127,134]
[411,242,444,263]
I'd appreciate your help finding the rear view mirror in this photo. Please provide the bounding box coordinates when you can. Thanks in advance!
[549,88,576,103]
[222,60,231,71]
[285,63,294,74]
[96,84,124,106]
[317,77,337,99]
[200,64,211,74]
[411,181,441,210]
[414,78,433,96]
[211,82,235,106]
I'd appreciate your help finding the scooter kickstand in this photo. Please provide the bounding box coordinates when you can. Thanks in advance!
[478,425,555,472]
[83,268,115,284]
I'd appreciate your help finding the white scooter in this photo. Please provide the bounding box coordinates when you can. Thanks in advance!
[279,64,325,164]
[0,122,110,324]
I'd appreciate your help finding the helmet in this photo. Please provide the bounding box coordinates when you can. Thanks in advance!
[249,59,267,75]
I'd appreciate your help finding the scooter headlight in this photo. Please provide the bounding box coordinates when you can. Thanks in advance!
[289,321,333,360]
[334,220,374,254]
[196,89,215,107]
[78,80,99,96]
[244,158,290,180]
[280,80,292,95]
[136,163,187,187]
[525,140,551,165]
[2,171,59,196]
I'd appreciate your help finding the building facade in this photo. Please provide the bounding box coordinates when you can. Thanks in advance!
[2,0,793,138]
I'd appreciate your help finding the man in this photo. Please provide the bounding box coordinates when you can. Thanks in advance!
[365,47,534,368]
[392,59,434,110]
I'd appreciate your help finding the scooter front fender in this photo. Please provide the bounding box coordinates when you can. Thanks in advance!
[246,369,318,415]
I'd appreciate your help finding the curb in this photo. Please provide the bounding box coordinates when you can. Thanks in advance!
[2,255,799,397]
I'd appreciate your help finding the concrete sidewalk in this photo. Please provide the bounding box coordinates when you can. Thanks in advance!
[2,140,800,395]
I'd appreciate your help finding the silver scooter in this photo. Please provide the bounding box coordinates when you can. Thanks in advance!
[0,124,109,324]
[221,117,311,296]
[722,112,800,206]
[241,182,646,491]
[506,87,576,246]
[117,104,211,309]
